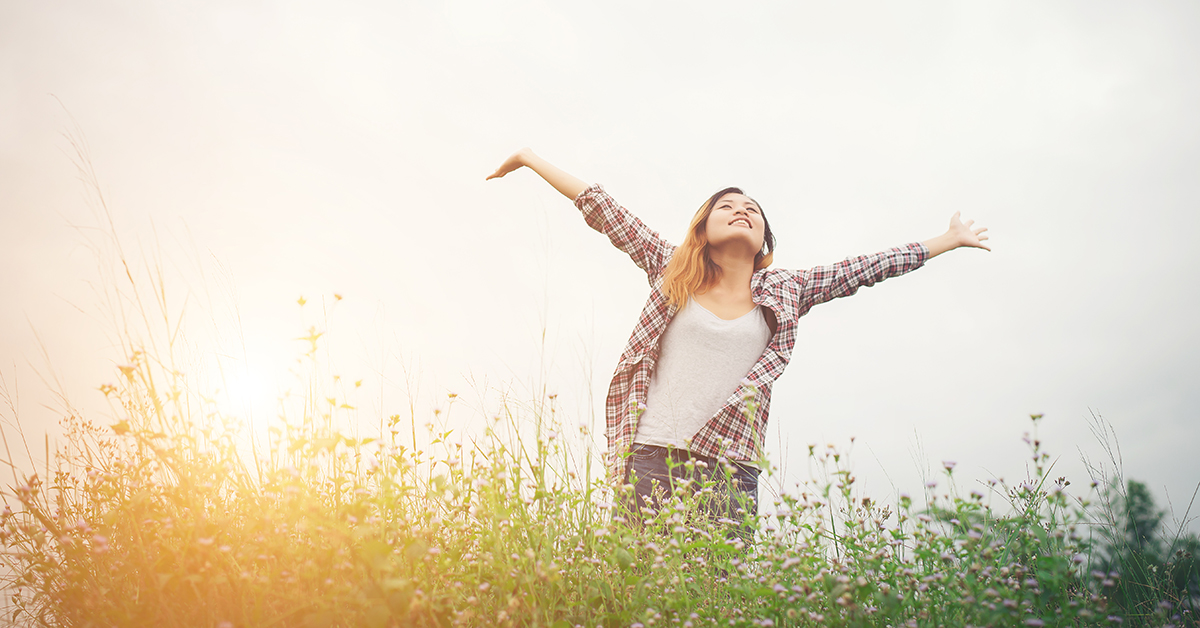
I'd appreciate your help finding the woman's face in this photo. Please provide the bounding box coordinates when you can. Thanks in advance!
[704,192,765,257]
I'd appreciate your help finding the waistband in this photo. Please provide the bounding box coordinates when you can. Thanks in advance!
[629,443,761,477]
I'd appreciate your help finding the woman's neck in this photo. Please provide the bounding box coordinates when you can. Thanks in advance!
[706,248,756,296]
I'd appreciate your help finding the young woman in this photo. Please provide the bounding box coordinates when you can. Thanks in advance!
[487,148,989,522]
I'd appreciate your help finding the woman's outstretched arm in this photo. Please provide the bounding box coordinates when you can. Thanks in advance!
[790,213,989,313]
[487,147,588,200]
[922,212,990,258]
[487,147,674,280]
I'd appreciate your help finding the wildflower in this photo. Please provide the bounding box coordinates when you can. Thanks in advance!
[118,364,136,381]
[943,461,956,472]
[925,481,937,489]
[1025,620,1046,627]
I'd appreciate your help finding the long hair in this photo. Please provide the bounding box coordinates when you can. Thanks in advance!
[660,187,776,310]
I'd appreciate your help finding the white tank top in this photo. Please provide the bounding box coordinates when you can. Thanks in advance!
[633,297,772,450]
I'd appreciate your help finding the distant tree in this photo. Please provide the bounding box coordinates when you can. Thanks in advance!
[1123,480,1165,556]
[1094,479,1199,626]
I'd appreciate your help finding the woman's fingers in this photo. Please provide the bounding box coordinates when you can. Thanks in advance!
[486,161,516,180]
[972,229,991,251]
[486,150,530,181]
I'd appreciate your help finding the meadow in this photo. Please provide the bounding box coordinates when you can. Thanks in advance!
[3,308,1195,627]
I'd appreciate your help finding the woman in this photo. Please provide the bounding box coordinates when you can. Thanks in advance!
[487,148,989,522]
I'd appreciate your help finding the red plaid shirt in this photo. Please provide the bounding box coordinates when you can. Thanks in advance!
[575,185,929,481]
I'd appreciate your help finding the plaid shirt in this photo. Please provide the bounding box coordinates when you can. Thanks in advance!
[575,184,929,481]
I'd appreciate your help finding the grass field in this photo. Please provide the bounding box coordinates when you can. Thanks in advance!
[2,333,1171,627]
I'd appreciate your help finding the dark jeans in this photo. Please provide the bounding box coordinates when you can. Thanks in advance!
[621,443,760,528]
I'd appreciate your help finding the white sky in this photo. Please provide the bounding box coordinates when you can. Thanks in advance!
[2,1,1198,533]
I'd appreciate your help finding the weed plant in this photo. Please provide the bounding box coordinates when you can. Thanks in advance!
[2,324,1186,627]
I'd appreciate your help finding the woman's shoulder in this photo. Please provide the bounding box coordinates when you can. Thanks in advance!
[755,266,801,285]
[753,267,806,300]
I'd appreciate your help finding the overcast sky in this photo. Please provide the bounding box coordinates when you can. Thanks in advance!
[2,1,1198,533]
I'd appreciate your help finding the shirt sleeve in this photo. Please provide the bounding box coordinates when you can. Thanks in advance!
[791,242,929,313]
[574,184,675,283]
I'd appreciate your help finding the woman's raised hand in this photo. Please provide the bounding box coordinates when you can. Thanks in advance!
[922,212,991,258]
[486,148,590,201]
[947,211,990,252]
[486,148,533,180]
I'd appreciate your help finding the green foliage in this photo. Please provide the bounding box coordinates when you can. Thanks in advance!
[1090,478,1200,626]
[0,337,1157,628]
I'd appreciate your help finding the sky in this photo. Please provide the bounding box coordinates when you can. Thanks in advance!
[2,1,1198,534]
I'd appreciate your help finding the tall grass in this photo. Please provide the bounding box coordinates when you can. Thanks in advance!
[0,342,1128,628]
[3,302,1182,627]
[2,343,1180,628]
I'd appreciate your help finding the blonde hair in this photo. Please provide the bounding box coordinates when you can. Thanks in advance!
[660,187,775,310]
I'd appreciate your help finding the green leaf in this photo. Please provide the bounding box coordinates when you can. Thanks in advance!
[404,539,429,562]
[615,548,633,569]
[361,539,392,569]
[381,578,410,591]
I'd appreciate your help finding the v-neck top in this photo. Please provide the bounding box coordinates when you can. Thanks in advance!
[634,298,772,450]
